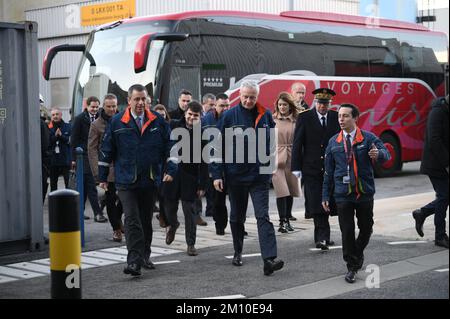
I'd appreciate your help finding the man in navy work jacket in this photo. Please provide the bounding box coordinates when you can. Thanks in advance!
[99,84,177,277]
[322,103,390,284]
[210,80,284,276]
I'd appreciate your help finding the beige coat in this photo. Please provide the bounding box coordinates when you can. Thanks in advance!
[88,114,114,183]
[272,114,300,198]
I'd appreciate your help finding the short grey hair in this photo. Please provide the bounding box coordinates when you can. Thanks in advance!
[240,80,260,95]
[202,93,216,104]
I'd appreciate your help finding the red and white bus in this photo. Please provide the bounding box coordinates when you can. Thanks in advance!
[43,10,448,176]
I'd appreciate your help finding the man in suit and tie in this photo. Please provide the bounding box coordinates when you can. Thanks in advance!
[291,88,340,250]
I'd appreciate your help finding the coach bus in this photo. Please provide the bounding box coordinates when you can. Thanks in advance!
[42,10,448,176]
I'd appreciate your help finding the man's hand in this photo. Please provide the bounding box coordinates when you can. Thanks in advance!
[99,182,108,191]
[292,171,302,178]
[322,201,330,213]
[71,161,76,171]
[163,174,173,182]
[213,179,224,192]
[55,128,62,137]
[368,143,379,160]
[197,190,205,198]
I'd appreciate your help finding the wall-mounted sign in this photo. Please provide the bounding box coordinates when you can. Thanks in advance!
[81,0,135,27]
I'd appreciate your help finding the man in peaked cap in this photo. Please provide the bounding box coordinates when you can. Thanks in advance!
[291,87,340,250]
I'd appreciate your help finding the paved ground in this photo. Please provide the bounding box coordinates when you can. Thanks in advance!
[0,162,448,299]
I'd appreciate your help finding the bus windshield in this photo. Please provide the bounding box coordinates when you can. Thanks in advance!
[73,21,173,115]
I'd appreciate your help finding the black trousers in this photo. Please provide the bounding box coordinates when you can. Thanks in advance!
[165,199,198,246]
[314,214,330,243]
[213,187,228,231]
[276,196,293,222]
[421,175,449,240]
[50,166,70,191]
[118,187,155,266]
[83,170,102,216]
[337,200,374,272]
[304,175,331,243]
[228,181,277,260]
[105,182,123,231]
[205,178,215,217]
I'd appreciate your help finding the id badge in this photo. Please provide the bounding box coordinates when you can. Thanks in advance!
[55,145,60,154]
[343,175,350,184]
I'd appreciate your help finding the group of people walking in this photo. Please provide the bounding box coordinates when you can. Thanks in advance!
[42,79,448,284]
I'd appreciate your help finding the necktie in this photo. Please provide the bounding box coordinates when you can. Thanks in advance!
[346,134,352,162]
[90,116,95,123]
[321,116,326,129]
[137,116,142,130]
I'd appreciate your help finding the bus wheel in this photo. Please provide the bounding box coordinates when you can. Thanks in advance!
[374,133,401,178]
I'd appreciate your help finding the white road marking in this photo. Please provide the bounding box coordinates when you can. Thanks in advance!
[81,256,119,266]
[83,251,127,262]
[200,294,246,299]
[0,275,18,284]
[225,253,261,259]
[434,268,449,272]
[309,246,343,251]
[154,260,180,265]
[387,241,428,245]
[0,266,45,279]
[7,262,51,274]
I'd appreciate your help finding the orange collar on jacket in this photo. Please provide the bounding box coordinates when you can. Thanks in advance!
[121,106,157,135]
[335,127,365,199]
[254,102,267,128]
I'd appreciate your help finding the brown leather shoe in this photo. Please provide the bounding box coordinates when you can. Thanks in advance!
[187,245,198,256]
[197,216,207,226]
[166,224,179,245]
[112,230,122,242]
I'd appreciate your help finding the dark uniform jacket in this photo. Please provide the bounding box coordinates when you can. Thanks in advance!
[48,120,71,167]
[420,97,449,178]
[291,108,340,176]
[323,128,390,203]
[162,117,208,201]
[99,107,177,190]
[71,109,97,171]
[169,107,185,120]
[209,103,275,185]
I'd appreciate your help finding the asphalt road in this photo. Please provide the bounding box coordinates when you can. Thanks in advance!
[0,161,448,300]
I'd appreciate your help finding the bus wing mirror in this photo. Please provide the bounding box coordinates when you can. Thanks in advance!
[42,44,94,80]
[134,33,189,73]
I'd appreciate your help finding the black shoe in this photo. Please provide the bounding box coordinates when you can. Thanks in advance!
[285,221,294,232]
[232,253,243,266]
[412,209,425,237]
[435,236,449,249]
[165,223,179,245]
[142,259,155,270]
[187,245,198,256]
[289,216,297,221]
[315,241,329,251]
[94,214,108,223]
[326,240,335,246]
[153,205,160,213]
[243,231,249,237]
[345,270,357,283]
[123,263,141,276]
[278,222,288,233]
[83,215,90,220]
[263,258,284,276]
[216,229,225,236]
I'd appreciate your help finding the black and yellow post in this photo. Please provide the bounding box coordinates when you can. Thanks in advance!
[49,189,82,299]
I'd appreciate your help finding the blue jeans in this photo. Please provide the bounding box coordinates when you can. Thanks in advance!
[422,175,449,240]
[228,181,277,260]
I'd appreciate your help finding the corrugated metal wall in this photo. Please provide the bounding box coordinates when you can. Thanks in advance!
[0,22,43,254]
[26,0,360,118]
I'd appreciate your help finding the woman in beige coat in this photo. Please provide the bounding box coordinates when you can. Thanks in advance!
[272,92,303,233]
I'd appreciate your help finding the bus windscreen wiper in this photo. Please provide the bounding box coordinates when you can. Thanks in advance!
[98,20,123,31]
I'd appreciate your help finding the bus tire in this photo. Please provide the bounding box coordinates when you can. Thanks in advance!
[374,133,401,178]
